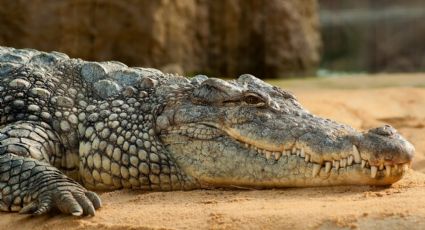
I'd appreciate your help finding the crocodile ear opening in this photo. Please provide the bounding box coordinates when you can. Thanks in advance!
[192,78,242,104]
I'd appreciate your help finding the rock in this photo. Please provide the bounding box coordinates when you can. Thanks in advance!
[0,0,320,78]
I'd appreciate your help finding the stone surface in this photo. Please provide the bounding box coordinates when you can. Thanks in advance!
[0,0,320,78]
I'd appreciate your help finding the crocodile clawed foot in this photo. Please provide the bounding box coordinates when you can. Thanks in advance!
[19,187,102,216]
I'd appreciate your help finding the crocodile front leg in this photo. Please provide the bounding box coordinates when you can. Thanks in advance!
[0,121,101,215]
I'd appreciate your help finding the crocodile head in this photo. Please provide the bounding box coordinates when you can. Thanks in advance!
[157,74,415,188]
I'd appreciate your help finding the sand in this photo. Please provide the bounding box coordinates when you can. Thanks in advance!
[1,74,425,229]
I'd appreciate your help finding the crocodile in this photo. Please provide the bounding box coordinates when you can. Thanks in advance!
[0,46,414,216]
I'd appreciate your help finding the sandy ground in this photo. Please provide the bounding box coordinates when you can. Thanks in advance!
[1,74,425,230]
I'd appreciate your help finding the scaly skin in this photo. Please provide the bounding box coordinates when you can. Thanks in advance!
[0,46,415,216]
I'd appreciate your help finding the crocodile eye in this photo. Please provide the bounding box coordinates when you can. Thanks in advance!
[243,93,265,106]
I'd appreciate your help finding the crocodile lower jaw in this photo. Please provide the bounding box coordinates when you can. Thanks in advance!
[219,125,410,179]
[239,140,410,179]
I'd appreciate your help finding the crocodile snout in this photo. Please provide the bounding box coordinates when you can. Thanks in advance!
[368,124,397,136]
[356,125,415,167]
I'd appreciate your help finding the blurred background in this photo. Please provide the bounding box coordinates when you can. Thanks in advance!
[0,0,424,78]
[320,0,425,76]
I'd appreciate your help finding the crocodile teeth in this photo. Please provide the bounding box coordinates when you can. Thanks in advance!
[403,163,409,171]
[265,151,272,160]
[300,148,305,157]
[371,166,378,178]
[361,160,366,168]
[312,164,321,177]
[379,164,384,171]
[305,154,310,162]
[352,145,361,163]
[325,162,331,173]
[334,160,340,170]
[340,158,347,168]
[385,165,391,176]
[347,155,353,165]
[274,152,282,160]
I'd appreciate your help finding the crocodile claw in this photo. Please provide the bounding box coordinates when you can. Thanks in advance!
[20,186,101,216]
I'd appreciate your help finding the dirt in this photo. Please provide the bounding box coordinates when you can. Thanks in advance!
[1,74,425,229]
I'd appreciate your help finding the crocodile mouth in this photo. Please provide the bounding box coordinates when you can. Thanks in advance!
[162,123,411,179]
[237,140,410,179]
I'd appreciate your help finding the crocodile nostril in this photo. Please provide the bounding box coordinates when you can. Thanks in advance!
[368,125,397,136]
